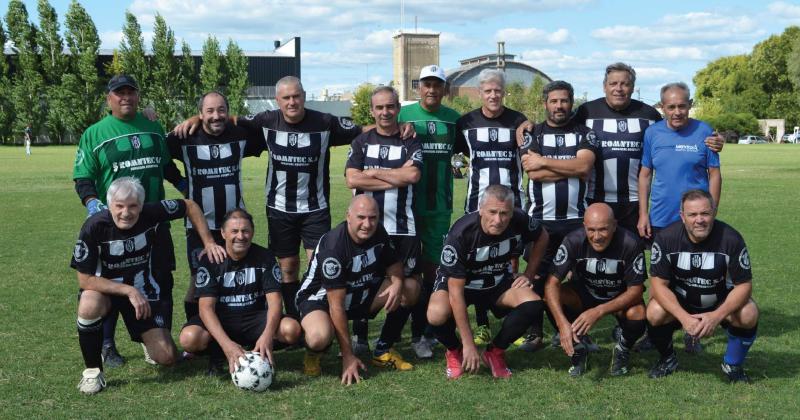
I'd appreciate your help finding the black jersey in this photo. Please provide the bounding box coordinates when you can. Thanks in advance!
[194,243,281,315]
[439,209,544,290]
[70,200,187,301]
[573,98,662,204]
[455,108,527,213]
[239,109,362,213]
[650,220,752,312]
[551,227,646,302]
[345,129,423,236]
[167,123,262,230]
[521,121,599,221]
[296,222,398,309]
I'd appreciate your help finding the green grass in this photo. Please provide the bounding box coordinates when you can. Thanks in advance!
[1,144,799,418]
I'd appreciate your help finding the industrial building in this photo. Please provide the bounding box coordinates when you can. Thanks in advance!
[392,32,440,102]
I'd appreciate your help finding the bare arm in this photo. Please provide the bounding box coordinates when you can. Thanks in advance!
[448,277,480,373]
[328,288,366,385]
[345,168,395,191]
[544,274,574,356]
[254,292,283,365]
[693,282,752,339]
[199,296,245,373]
[540,149,595,180]
[650,276,696,332]
[184,199,226,263]
[522,229,549,280]
[708,167,721,208]
[368,163,421,188]
[637,166,653,238]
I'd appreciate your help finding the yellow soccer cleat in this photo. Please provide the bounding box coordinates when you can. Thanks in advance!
[303,350,322,377]
[474,324,492,346]
[371,348,414,371]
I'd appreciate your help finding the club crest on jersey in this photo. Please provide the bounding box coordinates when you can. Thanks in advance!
[130,135,141,149]
[586,131,599,148]
[407,257,416,270]
[73,240,89,262]
[411,149,423,162]
[211,145,220,158]
[379,146,389,160]
[596,259,606,273]
[554,244,568,266]
[288,133,298,147]
[427,121,437,135]
[651,242,662,265]
[617,120,628,133]
[739,247,751,270]
[521,132,533,150]
[489,128,499,142]
[195,267,211,287]
[272,265,283,282]
[691,254,702,269]
[441,245,457,267]
[339,117,355,130]
[489,246,498,259]
[322,257,342,279]
[556,135,565,147]
[235,271,245,285]
[633,253,645,275]
[124,238,135,253]
[162,200,179,214]
[74,149,85,167]
[155,315,165,327]
[528,216,540,232]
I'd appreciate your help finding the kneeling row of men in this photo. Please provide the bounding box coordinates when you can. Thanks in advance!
[71,178,758,394]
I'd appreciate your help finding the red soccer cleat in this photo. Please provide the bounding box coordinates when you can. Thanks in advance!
[445,348,464,379]
[481,346,512,379]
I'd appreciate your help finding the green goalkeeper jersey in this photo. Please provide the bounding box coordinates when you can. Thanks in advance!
[398,102,461,215]
[73,113,168,204]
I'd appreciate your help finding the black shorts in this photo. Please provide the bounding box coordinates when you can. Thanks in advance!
[389,235,422,277]
[298,280,384,321]
[80,291,171,342]
[185,229,225,275]
[533,219,583,278]
[433,275,514,318]
[589,200,640,235]
[183,310,289,349]
[267,207,331,258]
[152,221,176,271]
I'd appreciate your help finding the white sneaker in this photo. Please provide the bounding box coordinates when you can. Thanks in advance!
[411,339,434,359]
[77,368,106,395]
[142,343,157,365]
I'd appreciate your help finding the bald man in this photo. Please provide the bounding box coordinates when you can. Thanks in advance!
[544,203,647,377]
[295,195,420,385]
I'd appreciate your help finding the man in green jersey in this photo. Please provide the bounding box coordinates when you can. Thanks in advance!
[397,65,461,358]
[73,75,185,367]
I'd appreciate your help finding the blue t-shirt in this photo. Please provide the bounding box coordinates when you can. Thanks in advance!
[642,119,720,228]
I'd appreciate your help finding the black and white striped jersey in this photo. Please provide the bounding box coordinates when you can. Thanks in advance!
[521,121,599,221]
[455,108,527,213]
[345,129,423,236]
[296,222,398,311]
[239,109,362,213]
[437,210,544,290]
[550,226,646,302]
[650,220,752,312]
[573,98,662,203]
[194,243,282,316]
[167,123,262,230]
[70,200,187,301]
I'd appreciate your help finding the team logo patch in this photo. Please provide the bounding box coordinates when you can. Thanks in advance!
[691,254,702,269]
[211,145,220,158]
[633,253,645,275]
[338,117,355,130]
[195,267,211,288]
[411,149,423,162]
[441,245,457,267]
[272,265,283,282]
[74,149,85,167]
[288,133,298,147]
[489,128,499,142]
[739,247,751,270]
[154,315,165,328]
[521,132,533,150]
[162,200,179,215]
[556,135,565,147]
[73,240,89,262]
[427,121,437,135]
[528,216,541,232]
[379,146,389,160]
[407,257,416,270]
[617,120,628,133]
[489,246,498,258]
[554,244,568,266]
[124,238,135,253]
[235,271,245,285]
[586,131,599,148]
[651,242,662,265]
[596,259,606,273]
[130,135,141,149]
[322,257,342,279]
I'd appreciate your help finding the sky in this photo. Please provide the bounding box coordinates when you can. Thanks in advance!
[5,0,800,104]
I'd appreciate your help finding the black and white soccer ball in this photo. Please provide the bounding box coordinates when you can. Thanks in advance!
[231,351,273,392]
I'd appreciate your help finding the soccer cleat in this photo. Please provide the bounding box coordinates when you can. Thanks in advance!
[721,362,751,383]
[683,332,704,354]
[609,343,631,376]
[372,348,414,371]
[101,343,125,368]
[473,324,492,346]
[206,357,224,377]
[181,351,195,361]
[351,337,371,357]
[303,351,322,377]
[77,368,106,395]
[611,325,623,343]
[583,334,600,353]
[633,334,655,352]
[411,339,434,359]
[568,342,589,377]
[648,352,679,378]
[481,346,512,379]
[445,348,464,379]
[142,343,157,365]
[518,333,545,353]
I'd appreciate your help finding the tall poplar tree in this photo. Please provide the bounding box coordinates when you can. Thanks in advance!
[119,11,149,104]
[64,0,102,136]
[224,39,249,115]
[199,36,222,93]
[150,13,178,128]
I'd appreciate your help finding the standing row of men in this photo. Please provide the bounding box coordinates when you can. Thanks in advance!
[70,62,758,394]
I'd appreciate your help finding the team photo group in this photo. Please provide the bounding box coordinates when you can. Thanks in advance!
[70,60,759,394]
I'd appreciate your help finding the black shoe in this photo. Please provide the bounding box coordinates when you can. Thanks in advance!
[648,352,678,379]
[721,362,751,383]
[206,357,225,377]
[568,342,589,377]
[583,334,600,353]
[684,332,704,354]
[101,344,125,368]
[633,334,655,352]
[518,333,545,353]
[609,343,631,376]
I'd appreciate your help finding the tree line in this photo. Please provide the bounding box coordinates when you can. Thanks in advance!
[0,0,250,145]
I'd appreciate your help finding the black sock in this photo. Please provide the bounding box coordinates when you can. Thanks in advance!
[475,305,490,328]
[647,321,678,357]
[102,308,119,347]
[493,301,544,349]
[410,281,432,339]
[375,307,411,354]
[352,318,368,343]
[184,300,199,322]
[77,317,104,370]
[280,282,300,318]
[619,318,646,350]
[431,318,460,350]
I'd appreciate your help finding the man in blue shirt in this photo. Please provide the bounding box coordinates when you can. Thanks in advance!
[638,82,721,239]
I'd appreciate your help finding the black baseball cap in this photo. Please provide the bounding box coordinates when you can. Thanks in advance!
[107,74,139,92]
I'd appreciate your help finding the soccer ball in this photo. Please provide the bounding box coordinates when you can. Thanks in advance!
[231,351,273,392]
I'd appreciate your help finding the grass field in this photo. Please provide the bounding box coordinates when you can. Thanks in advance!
[1,144,799,418]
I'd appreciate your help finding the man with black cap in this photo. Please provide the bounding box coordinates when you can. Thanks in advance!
[73,74,186,367]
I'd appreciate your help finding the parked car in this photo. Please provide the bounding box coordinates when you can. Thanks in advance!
[781,133,797,143]
[738,135,766,144]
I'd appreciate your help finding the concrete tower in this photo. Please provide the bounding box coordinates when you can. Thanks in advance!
[392,33,440,102]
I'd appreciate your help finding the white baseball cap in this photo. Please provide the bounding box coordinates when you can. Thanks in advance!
[419,65,446,82]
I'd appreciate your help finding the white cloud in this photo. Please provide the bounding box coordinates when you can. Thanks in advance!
[494,27,571,45]
[610,47,706,61]
[768,1,800,18]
